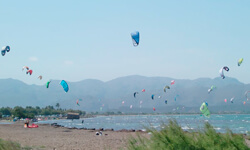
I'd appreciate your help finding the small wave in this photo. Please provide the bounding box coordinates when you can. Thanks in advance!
[214,128,221,130]
[215,115,223,118]
[182,126,193,130]
[150,125,159,128]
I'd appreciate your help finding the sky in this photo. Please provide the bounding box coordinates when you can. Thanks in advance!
[0,0,250,85]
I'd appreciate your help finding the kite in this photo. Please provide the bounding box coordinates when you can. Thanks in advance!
[1,46,10,56]
[46,81,51,88]
[164,86,170,92]
[238,58,243,66]
[151,94,154,100]
[60,80,69,92]
[131,31,140,46]
[134,92,138,98]
[208,85,216,93]
[245,91,250,101]
[22,66,29,71]
[200,102,210,118]
[38,76,42,80]
[26,70,33,75]
[219,66,229,79]
[230,97,234,103]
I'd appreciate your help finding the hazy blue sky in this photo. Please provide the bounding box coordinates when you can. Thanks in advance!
[0,0,250,85]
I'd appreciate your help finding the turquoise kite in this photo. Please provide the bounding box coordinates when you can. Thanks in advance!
[174,94,179,101]
[60,80,69,92]
[46,81,51,88]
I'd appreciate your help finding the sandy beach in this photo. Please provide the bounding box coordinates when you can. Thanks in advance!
[0,121,149,150]
[0,121,249,150]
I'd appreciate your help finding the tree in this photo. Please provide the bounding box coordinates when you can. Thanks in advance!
[0,107,12,116]
[55,103,60,109]
[12,106,26,118]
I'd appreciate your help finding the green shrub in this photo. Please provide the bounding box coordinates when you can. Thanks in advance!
[127,119,250,150]
[0,138,21,150]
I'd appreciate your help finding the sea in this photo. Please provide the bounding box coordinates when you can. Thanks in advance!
[37,114,250,134]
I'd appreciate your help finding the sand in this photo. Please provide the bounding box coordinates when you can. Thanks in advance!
[0,121,249,150]
[0,122,149,150]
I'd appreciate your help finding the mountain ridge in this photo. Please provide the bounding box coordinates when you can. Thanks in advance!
[0,75,248,113]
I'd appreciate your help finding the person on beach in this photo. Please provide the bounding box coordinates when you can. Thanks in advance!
[24,120,29,128]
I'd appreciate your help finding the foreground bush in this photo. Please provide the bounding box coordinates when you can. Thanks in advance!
[127,119,249,150]
[0,139,21,150]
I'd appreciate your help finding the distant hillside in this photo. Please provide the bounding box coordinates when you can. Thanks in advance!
[0,75,249,113]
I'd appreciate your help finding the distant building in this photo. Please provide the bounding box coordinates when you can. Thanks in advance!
[67,113,79,119]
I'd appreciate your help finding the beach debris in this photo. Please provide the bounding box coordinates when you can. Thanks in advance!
[131,31,140,46]
[1,46,10,56]
[164,85,170,92]
[171,80,175,85]
[219,66,229,79]
[200,102,210,118]
[60,80,69,92]
[238,58,243,66]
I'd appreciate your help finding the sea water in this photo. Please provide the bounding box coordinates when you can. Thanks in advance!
[38,114,250,133]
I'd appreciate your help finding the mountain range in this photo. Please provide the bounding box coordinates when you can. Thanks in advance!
[0,75,249,113]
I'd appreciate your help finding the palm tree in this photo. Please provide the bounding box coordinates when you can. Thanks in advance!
[55,103,60,109]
